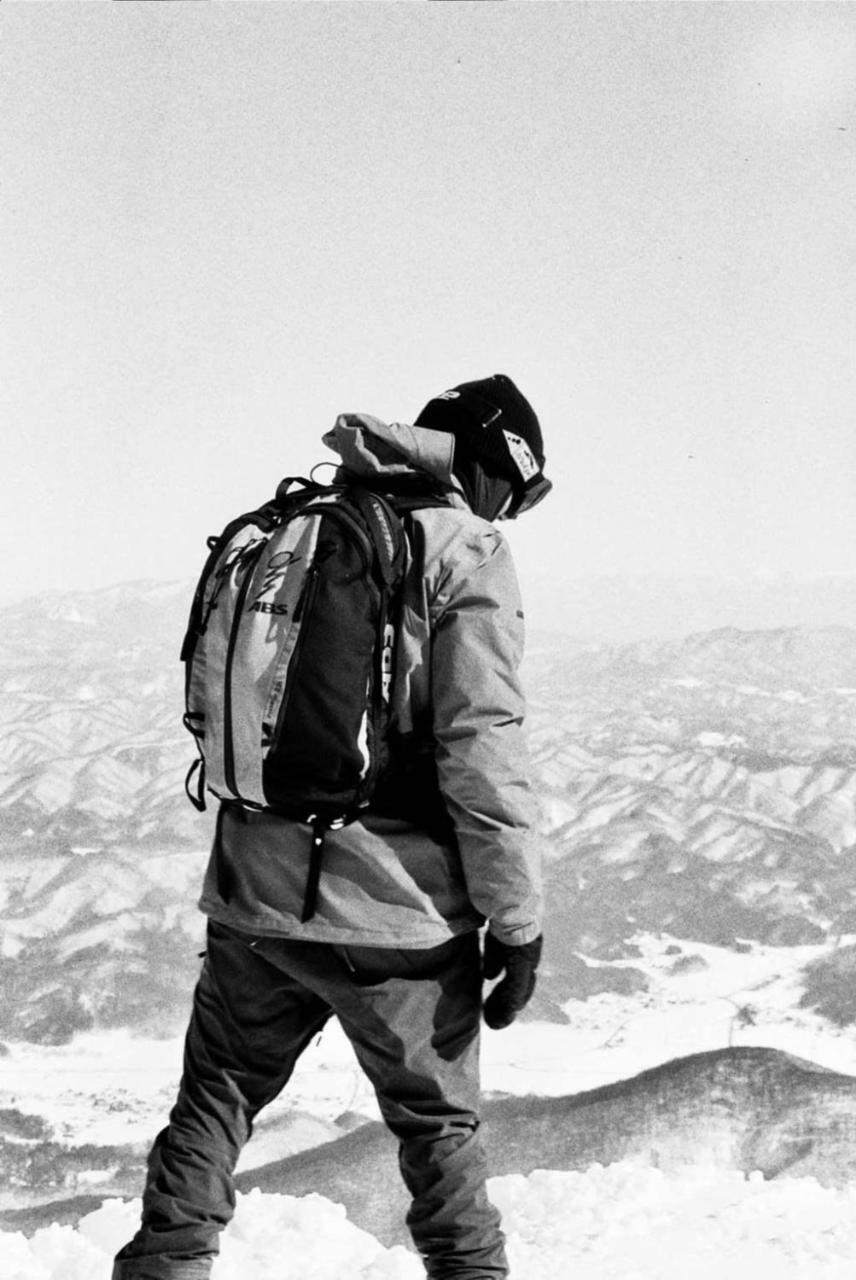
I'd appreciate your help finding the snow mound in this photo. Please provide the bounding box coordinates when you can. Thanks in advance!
[494,1164,856,1278]
[0,1190,418,1280]
[4,1165,856,1279]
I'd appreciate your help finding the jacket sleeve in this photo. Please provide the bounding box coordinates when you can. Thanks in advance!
[430,525,543,945]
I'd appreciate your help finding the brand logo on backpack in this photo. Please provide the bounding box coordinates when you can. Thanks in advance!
[249,549,303,611]
[247,601,290,615]
[381,622,395,703]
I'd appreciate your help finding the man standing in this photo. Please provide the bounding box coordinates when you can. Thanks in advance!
[114,374,550,1280]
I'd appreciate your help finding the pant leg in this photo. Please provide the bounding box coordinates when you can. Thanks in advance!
[332,934,507,1280]
[112,922,331,1280]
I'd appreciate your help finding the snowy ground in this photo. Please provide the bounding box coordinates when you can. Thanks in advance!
[6,1166,856,1279]
[3,934,856,1276]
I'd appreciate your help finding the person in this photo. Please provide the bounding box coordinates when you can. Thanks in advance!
[113,374,551,1280]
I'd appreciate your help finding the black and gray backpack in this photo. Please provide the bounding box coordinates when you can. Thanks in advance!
[181,476,421,918]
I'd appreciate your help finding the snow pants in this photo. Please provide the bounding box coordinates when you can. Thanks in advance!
[112,921,507,1280]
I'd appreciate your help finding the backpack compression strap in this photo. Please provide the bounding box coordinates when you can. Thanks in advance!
[301,817,330,923]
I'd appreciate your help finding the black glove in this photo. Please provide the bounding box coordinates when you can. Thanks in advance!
[482,932,543,1030]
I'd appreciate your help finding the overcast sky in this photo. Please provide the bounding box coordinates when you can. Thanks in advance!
[2,1,855,612]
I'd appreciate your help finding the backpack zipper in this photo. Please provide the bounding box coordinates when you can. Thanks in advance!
[269,561,320,749]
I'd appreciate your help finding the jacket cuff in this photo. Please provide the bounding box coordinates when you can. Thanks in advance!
[487,921,542,947]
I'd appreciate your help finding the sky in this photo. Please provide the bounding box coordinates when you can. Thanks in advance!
[2,1,855,613]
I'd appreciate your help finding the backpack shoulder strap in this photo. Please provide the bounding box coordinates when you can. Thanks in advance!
[348,488,407,588]
[273,475,328,511]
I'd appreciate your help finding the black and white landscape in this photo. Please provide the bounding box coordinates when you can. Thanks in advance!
[1,579,856,1275]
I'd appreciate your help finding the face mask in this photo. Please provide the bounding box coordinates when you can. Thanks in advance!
[454,458,514,522]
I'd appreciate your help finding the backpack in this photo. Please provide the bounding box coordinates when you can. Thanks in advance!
[180,476,418,920]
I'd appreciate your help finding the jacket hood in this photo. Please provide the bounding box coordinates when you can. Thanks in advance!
[322,413,464,496]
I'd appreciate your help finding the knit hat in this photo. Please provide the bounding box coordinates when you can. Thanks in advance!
[414,374,551,518]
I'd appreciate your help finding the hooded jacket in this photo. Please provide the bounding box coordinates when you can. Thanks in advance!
[198,414,543,947]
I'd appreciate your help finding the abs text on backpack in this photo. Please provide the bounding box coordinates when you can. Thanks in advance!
[180,478,408,917]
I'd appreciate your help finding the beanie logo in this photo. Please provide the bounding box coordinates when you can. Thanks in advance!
[503,430,539,482]
[436,390,461,400]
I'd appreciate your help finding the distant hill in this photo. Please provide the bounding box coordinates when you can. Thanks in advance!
[0,581,855,1043]
[521,571,856,642]
[8,1046,856,1240]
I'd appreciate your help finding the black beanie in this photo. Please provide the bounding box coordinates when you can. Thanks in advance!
[414,374,546,497]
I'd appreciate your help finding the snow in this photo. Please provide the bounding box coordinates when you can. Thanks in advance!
[5,1167,856,1279]
[5,935,856,1275]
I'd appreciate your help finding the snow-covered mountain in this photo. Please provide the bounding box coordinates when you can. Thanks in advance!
[0,582,209,1045]
[1,580,855,1224]
[1,581,855,1048]
[0,580,199,851]
[524,625,856,1018]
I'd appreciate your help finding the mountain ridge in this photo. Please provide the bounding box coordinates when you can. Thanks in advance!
[0,580,854,1046]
